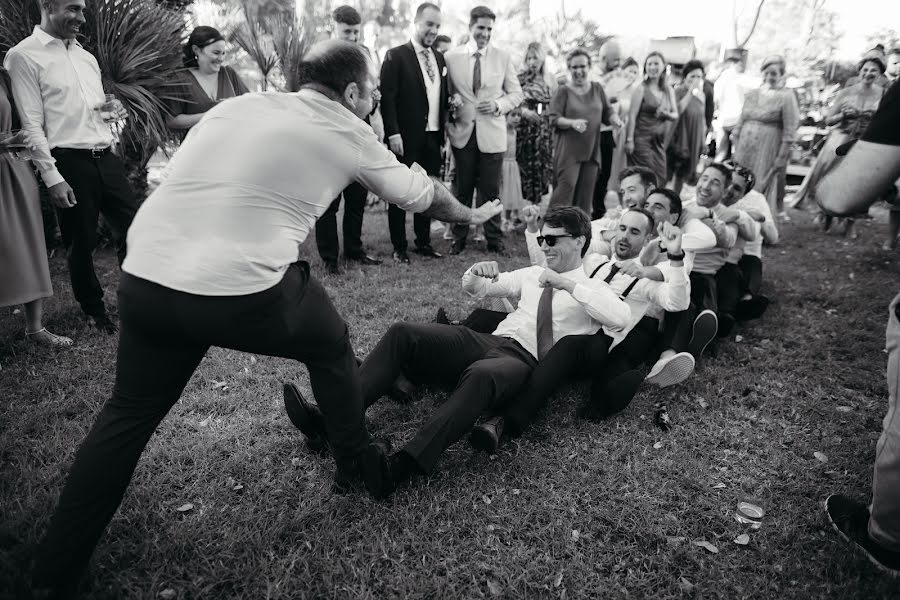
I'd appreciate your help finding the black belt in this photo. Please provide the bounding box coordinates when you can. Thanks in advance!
[52,146,111,159]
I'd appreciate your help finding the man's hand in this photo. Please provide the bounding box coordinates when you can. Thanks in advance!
[538,268,573,292]
[522,204,541,233]
[477,100,498,115]
[617,261,652,279]
[716,206,740,223]
[658,221,683,256]
[470,199,503,224]
[744,208,766,222]
[609,114,624,129]
[49,181,77,208]
[470,261,500,280]
[388,135,404,156]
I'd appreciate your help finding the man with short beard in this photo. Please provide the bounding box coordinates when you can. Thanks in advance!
[5,0,138,334]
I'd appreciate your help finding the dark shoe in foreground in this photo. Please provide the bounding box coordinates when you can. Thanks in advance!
[90,313,118,335]
[716,313,736,339]
[334,442,393,498]
[283,383,328,455]
[449,241,465,255]
[645,352,695,388]
[688,309,718,358]
[324,260,341,275]
[382,449,423,496]
[578,369,643,422]
[469,416,505,454]
[824,494,900,578]
[434,307,451,325]
[412,245,443,259]
[389,373,419,404]
[392,250,411,264]
[735,295,770,322]
[347,252,382,266]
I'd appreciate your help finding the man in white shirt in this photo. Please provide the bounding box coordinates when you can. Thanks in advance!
[468,208,689,452]
[284,207,630,493]
[28,40,504,597]
[380,2,448,263]
[714,56,752,162]
[4,0,137,333]
[444,5,523,255]
[314,5,382,273]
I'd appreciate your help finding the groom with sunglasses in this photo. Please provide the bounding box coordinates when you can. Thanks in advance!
[284,207,630,495]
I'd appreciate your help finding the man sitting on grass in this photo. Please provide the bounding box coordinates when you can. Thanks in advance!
[284,207,631,496]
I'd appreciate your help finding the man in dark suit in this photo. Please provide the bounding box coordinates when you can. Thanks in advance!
[379,2,447,263]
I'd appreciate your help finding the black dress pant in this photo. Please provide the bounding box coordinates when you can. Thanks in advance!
[451,128,504,248]
[388,131,441,252]
[32,263,369,595]
[52,148,137,317]
[657,305,696,354]
[738,255,762,296]
[359,323,535,472]
[592,130,615,219]
[715,262,742,319]
[315,181,367,263]
[690,272,718,315]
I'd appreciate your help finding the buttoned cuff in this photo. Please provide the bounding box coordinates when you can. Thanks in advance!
[40,167,65,188]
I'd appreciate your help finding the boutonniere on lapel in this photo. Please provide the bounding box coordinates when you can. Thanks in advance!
[448,92,462,123]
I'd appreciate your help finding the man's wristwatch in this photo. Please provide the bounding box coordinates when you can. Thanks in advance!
[667,251,685,261]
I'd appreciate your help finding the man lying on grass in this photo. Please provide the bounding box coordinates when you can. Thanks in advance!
[283,207,631,495]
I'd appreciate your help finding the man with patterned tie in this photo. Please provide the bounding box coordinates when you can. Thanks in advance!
[380,2,448,263]
[282,208,630,496]
[443,5,523,255]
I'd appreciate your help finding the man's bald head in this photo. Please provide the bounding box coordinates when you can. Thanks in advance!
[599,39,621,72]
[297,40,377,119]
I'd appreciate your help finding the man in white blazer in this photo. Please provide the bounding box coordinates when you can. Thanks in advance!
[444,5,523,255]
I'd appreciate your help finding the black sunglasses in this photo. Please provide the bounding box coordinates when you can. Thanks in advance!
[537,234,573,247]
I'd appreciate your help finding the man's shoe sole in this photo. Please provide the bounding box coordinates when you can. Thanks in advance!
[645,352,695,388]
[688,310,718,358]
[469,424,500,455]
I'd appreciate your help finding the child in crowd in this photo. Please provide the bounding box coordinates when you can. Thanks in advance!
[500,107,525,232]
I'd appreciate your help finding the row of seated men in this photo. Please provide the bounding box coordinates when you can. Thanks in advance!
[281,161,779,498]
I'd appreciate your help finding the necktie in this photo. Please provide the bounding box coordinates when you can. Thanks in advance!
[603,263,620,283]
[536,286,554,360]
[422,49,435,82]
[473,51,482,95]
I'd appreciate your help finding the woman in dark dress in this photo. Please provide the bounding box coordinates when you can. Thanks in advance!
[166,26,250,132]
[625,51,679,187]
[668,59,709,193]
[516,42,555,205]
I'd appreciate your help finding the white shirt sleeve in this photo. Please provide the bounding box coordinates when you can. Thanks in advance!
[681,218,717,252]
[462,266,526,298]
[3,50,64,187]
[355,136,434,213]
[570,280,632,331]
[523,229,548,267]
[630,263,691,312]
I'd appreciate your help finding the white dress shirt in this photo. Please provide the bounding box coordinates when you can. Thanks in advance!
[4,26,114,187]
[123,90,434,296]
[733,189,778,258]
[462,264,631,360]
[681,200,739,275]
[714,67,754,129]
[411,38,440,132]
[523,231,689,348]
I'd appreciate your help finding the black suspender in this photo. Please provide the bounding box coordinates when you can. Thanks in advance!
[589,259,640,299]
[589,261,609,279]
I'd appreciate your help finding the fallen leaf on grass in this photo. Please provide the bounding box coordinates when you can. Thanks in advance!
[712,482,726,489]
[665,536,686,545]
[735,335,744,343]
[693,540,719,553]
[232,483,244,491]
[697,397,709,409]
[678,577,695,592]
[487,579,502,597]
[553,571,564,588]
[571,529,580,542]
[175,503,194,512]
[836,406,852,413]
[482,494,492,505]
[653,441,663,449]
[291,457,301,467]
[511,488,521,495]
[814,451,828,463]
[734,534,750,545]
[159,589,176,600]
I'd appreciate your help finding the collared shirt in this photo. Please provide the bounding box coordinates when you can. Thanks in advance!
[681,199,739,274]
[411,38,441,132]
[462,264,631,360]
[4,26,113,187]
[523,231,689,348]
[714,67,754,129]
[732,189,776,259]
[123,89,434,296]
[466,39,490,83]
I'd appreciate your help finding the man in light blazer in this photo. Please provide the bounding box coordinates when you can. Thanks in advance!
[380,2,448,263]
[444,5,523,255]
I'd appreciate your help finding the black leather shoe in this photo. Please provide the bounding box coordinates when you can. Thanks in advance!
[333,442,393,498]
[324,260,341,275]
[283,383,328,455]
[434,307,451,325]
[392,250,411,264]
[347,252,382,266]
[389,373,418,404]
[413,245,443,259]
[449,241,464,255]
[735,295,770,322]
[90,314,118,335]
[469,416,504,454]
[384,449,422,494]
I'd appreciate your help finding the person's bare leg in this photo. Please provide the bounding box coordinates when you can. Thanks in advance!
[24,299,73,346]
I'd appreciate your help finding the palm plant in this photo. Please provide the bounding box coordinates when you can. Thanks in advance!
[269,12,310,92]
[0,0,188,201]
[231,0,277,91]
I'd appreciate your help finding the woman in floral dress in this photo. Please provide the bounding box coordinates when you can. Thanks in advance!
[516,42,556,204]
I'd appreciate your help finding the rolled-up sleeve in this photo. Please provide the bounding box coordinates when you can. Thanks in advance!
[462,267,524,298]
[4,50,63,187]
[355,136,434,213]
[571,282,632,331]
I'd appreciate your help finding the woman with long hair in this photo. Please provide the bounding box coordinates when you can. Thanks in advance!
[548,49,622,212]
[732,55,800,221]
[166,26,250,131]
[625,51,679,188]
[516,42,556,205]
[0,68,72,346]
[668,59,709,194]
[793,48,887,238]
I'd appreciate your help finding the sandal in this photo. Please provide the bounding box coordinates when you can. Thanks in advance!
[26,328,74,347]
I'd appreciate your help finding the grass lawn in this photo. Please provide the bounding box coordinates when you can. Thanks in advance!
[1,206,898,599]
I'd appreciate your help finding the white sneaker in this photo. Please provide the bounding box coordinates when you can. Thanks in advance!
[645,352,695,387]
